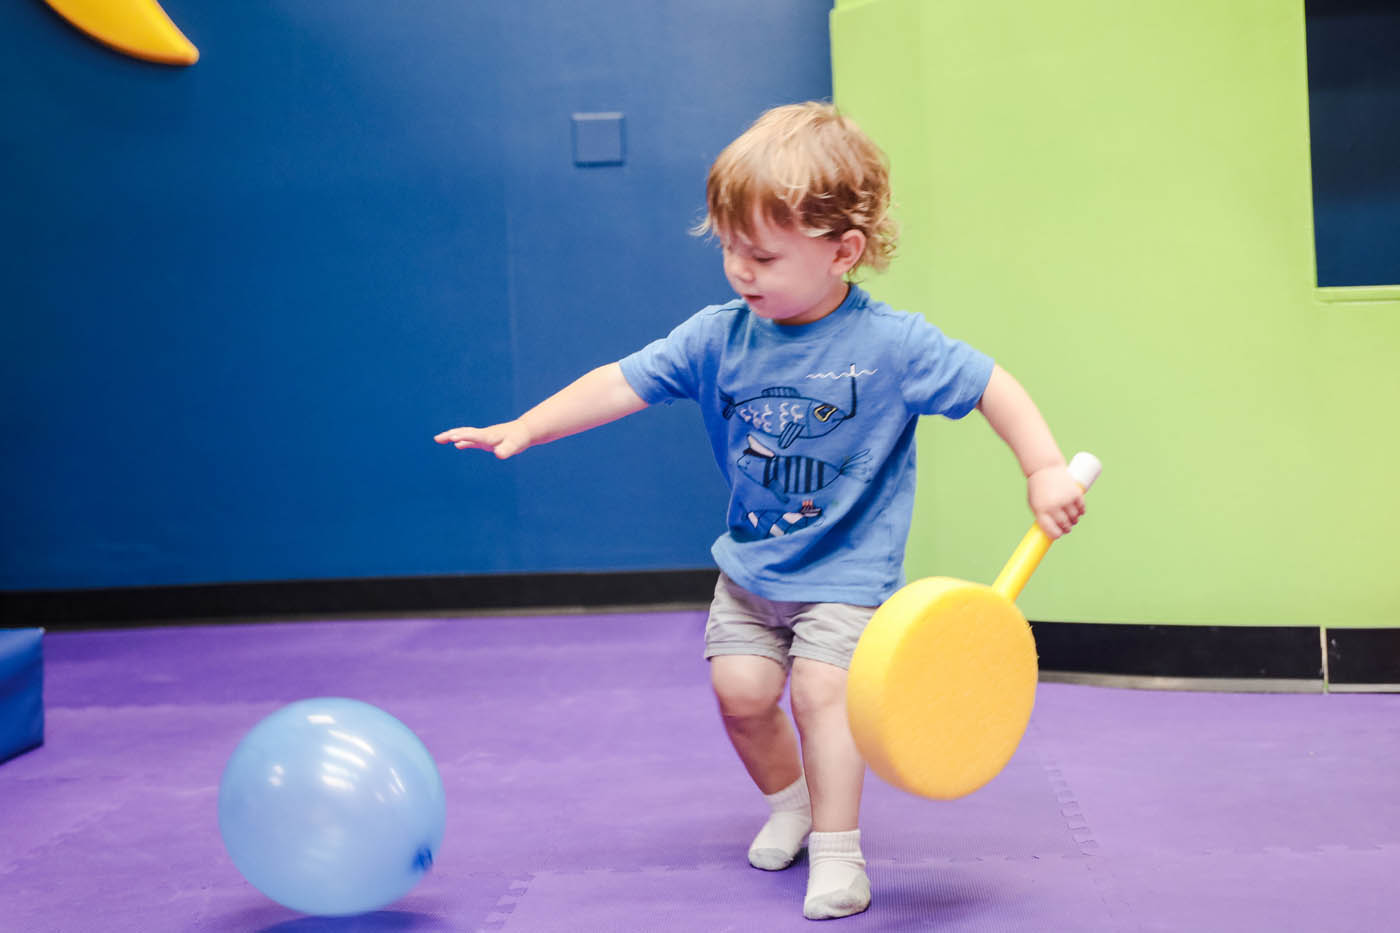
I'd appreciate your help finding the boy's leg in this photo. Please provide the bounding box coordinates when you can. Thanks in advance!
[790,655,871,920]
[710,655,801,794]
[789,658,864,831]
[710,655,811,870]
[705,574,813,870]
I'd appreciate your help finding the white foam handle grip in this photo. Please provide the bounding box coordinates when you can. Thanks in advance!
[1067,452,1102,492]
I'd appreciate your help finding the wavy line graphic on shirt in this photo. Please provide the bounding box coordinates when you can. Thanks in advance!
[737,435,872,502]
[720,374,857,449]
[807,364,877,380]
[732,499,823,542]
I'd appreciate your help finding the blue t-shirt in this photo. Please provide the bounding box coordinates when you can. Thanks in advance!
[619,284,994,606]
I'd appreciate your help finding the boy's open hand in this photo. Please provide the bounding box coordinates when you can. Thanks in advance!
[434,420,533,459]
[1027,465,1085,539]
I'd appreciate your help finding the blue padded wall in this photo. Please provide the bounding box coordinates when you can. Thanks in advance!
[0,1,833,588]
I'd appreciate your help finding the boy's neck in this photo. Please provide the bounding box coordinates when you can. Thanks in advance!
[778,282,851,327]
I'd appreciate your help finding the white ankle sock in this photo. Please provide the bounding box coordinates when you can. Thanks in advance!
[747,775,812,870]
[804,829,870,920]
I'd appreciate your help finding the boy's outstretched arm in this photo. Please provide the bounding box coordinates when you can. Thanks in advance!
[435,362,648,460]
[975,364,1085,539]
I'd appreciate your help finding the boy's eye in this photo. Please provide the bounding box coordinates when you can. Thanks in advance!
[754,255,775,264]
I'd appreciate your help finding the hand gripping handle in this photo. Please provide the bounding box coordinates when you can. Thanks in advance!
[990,452,1101,603]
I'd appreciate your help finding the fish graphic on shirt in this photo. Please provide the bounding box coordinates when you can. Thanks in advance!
[733,499,823,541]
[720,375,857,449]
[737,435,872,501]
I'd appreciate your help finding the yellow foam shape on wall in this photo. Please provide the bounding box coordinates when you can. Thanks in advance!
[848,452,1101,800]
[45,0,198,66]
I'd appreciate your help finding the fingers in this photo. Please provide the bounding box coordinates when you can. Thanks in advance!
[1065,496,1086,524]
[1027,465,1090,540]
[1037,500,1087,539]
[435,424,529,459]
[1037,513,1065,540]
[434,427,498,451]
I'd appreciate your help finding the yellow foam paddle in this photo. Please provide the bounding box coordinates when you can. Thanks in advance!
[847,452,1101,800]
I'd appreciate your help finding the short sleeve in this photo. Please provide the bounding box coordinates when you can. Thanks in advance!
[901,315,995,419]
[617,311,711,404]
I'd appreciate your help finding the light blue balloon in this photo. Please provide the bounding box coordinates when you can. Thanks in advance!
[218,698,446,916]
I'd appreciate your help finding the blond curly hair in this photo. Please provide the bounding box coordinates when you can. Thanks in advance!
[697,101,898,275]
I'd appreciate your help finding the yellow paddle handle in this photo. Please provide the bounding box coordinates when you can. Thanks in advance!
[990,452,1101,603]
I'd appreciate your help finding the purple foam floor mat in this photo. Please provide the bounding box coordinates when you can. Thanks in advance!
[1,612,1396,931]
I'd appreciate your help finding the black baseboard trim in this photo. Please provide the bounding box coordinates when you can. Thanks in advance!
[1327,627,1400,686]
[4,578,1396,686]
[1031,621,1400,687]
[1029,621,1325,681]
[0,570,720,631]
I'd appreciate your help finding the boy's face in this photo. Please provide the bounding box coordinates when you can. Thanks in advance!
[718,214,861,326]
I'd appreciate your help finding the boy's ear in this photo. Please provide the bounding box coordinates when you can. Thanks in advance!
[833,229,867,275]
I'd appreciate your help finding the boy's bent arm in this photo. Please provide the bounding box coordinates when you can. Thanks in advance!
[975,364,1085,538]
[435,362,648,460]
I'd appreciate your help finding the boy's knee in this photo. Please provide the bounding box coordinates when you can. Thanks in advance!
[789,659,847,721]
[711,656,786,720]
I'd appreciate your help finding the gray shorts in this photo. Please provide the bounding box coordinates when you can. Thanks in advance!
[703,573,878,671]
